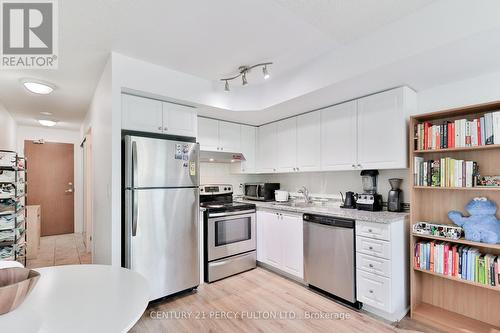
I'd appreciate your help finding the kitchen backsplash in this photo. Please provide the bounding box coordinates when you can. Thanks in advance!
[200,163,410,203]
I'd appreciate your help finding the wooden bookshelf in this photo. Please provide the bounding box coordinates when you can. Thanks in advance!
[413,186,500,191]
[409,101,500,332]
[412,233,500,250]
[413,267,500,292]
[414,143,500,154]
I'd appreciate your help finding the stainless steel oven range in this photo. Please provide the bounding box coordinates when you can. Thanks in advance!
[201,184,256,282]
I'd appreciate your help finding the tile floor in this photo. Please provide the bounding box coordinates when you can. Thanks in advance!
[26,233,91,269]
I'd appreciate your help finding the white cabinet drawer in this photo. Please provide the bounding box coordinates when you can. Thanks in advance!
[356,220,390,241]
[356,252,390,278]
[356,269,391,312]
[356,236,391,259]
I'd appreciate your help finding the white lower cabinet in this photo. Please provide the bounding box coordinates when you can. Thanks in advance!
[256,210,303,280]
[355,219,408,322]
[356,269,391,310]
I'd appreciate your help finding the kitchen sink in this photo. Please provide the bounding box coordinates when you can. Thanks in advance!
[273,201,316,208]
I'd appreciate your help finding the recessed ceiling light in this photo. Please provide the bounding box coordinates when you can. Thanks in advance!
[38,119,58,127]
[21,79,55,95]
[40,111,53,116]
[209,158,215,162]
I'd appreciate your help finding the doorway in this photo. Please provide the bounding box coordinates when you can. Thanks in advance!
[24,141,75,235]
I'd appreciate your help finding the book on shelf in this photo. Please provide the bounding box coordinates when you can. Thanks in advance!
[414,241,500,286]
[414,157,478,187]
[414,111,500,150]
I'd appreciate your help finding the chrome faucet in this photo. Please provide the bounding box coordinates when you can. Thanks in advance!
[298,186,312,203]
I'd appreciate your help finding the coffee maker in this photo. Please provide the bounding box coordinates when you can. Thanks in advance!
[356,170,383,211]
[387,178,404,212]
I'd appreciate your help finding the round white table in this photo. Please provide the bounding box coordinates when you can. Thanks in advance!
[0,264,150,333]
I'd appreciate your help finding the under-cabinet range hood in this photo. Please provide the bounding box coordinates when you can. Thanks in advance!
[199,150,246,163]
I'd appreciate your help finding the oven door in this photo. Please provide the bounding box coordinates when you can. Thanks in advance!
[207,211,256,261]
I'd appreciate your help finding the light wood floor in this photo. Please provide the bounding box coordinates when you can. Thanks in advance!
[131,268,439,333]
[26,233,91,268]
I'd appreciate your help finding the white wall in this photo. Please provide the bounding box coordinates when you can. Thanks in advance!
[16,126,83,233]
[418,70,500,115]
[0,104,17,151]
[81,57,113,265]
[262,169,409,203]
[200,163,263,196]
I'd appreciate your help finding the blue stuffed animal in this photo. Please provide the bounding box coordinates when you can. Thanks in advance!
[448,197,500,244]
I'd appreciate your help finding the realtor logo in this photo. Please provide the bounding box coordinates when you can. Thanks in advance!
[1,0,58,69]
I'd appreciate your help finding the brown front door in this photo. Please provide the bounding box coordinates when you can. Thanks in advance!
[25,141,74,236]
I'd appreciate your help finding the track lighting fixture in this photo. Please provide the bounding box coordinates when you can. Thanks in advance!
[263,65,270,80]
[220,62,272,90]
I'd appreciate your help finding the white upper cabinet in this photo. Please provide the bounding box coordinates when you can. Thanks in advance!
[257,123,277,173]
[321,101,358,170]
[198,118,241,152]
[357,87,414,169]
[240,125,256,173]
[122,94,163,134]
[162,102,197,138]
[296,112,321,172]
[276,117,297,173]
[218,121,241,152]
[122,94,197,138]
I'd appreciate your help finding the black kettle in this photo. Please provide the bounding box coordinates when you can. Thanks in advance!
[340,191,357,209]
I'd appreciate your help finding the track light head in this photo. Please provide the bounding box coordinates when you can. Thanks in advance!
[242,72,248,86]
[224,80,230,91]
[263,66,270,80]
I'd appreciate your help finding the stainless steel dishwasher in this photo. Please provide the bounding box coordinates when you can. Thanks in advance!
[303,213,359,308]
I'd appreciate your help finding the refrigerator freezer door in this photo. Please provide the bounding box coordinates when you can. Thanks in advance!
[126,187,199,300]
[124,135,199,189]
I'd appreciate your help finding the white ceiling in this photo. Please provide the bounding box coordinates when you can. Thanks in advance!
[2,0,500,129]
[0,0,112,130]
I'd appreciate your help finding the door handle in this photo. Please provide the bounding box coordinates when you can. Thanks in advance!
[65,182,74,193]
[132,190,138,236]
[132,141,138,188]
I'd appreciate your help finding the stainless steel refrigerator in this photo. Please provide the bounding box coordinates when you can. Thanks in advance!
[124,135,200,300]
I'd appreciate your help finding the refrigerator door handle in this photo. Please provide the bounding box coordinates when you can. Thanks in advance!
[132,190,138,237]
[132,140,138,188]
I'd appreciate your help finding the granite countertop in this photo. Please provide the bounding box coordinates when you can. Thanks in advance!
[235,199,408,224]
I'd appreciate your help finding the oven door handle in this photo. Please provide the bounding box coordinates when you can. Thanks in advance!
[208,210,256,218]
[257,185,262,199]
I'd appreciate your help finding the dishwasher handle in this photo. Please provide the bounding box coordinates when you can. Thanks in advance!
[303,213,354,228]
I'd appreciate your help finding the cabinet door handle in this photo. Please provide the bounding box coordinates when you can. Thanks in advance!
[158,126,162,131]
[369,289,374,294]
[221,147,224,151]
[369,264,374,268]
[357,164,362,168]
[296,167,299,171]
[368,229,373,233]
[164,127,168,131]
[352,164,356,168]
[368,246,373,250]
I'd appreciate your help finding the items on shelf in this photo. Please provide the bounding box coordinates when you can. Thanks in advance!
[414,240,500,286]
[0,170,16,183]
[0,184,15,199]
[414,156,478,187]
[448,197,500,244]
[477,176,500,187]
[0,152,16,168]
[413,222,463,240]
[0,150,27,264]
[414,111,500,150]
